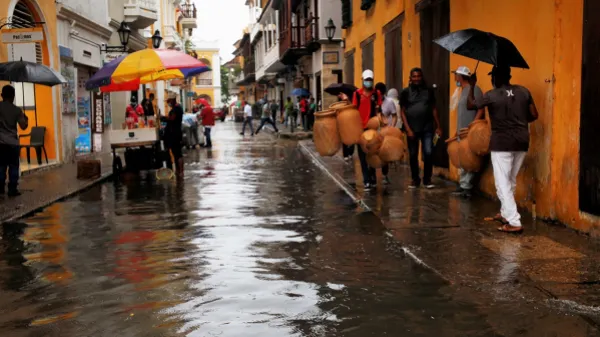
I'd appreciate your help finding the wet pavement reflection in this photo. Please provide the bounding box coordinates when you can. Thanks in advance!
[0,124,598,336]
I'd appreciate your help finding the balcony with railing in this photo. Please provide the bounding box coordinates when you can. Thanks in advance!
[179,2,197,29]
[304,16,318,46]
[279,24,312,65]
[163,25,184,50]
[124,0,158,29]
[196,78,213,86]
[236,58,256,85]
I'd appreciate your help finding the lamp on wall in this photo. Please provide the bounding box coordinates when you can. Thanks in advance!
[152,30,163,49]
[325,18,336,41]
[101,21,131,53]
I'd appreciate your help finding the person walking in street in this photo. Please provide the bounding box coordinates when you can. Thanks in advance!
[255,100,279,135]
[377,82,397,185]
[240,101,255,136]
[0,85,28,197]
[452,66,485,197]
[161,97,184,177]
[352,70,382,190]
[400,67,442,189]
[199,103,215,148]
[270,99,279,124]
[299,96,308,130]
[284,97,296,132]
[467,66,538,233]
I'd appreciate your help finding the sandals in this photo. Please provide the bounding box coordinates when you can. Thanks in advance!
[484,213,508,225]
[497,224,524,234]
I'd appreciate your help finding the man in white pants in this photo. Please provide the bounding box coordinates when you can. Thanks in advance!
[467,66,538,233]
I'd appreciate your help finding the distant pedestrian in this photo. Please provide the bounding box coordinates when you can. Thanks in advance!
[255,100,279,135]
[467,66,538,233]
[376,82,396,185]
[199,103,215,148]
[240,101,255,136]
[161,97,184,176]
[400,68,442,189]
[284,97,296,132]
[452,66,485,197]
[126,96,143,123]
[307,97,316,131]
[299,96,308,130]
[0,85,28,196]
[352,69,382,189]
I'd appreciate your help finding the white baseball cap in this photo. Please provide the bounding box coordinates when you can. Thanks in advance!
[452,66,471,77]
[362,69,374,79]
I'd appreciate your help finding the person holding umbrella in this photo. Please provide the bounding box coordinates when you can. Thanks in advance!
[400,68,442,189]
[0,85,29,196]
[467,66,538,233]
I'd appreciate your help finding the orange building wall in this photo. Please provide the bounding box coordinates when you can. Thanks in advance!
[343,0,598,232]
[0,0,62,162]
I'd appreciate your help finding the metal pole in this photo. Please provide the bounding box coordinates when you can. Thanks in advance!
[33,84,37,126]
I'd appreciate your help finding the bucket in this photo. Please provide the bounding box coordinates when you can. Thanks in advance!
[313,109,341,156]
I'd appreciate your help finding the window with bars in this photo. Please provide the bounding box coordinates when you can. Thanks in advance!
[361,35,375,73]
[344,51,355,86]
[341,0,352,29]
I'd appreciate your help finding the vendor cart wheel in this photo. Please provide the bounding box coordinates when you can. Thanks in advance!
[113,155,123,175]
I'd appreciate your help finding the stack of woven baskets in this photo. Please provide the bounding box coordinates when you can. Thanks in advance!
[445,119,492,172]
[313,102,405,165]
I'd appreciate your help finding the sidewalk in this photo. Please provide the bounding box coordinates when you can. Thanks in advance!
[0,152,113,223]
[299,140,600,326]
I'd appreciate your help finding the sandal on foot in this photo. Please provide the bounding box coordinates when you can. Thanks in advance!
[484,213,508,224]
[497,224,523,233]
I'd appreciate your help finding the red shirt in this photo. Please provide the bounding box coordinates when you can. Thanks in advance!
[126,104,144,123]
[200,107,215,126]
[300,99,307,114]
[352,88,382,128]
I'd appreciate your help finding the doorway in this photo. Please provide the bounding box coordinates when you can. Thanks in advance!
[315,72,322,110]
[579,0,600,216]
[419,0,450,168]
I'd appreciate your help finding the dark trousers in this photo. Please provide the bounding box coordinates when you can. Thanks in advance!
[164,139,183,171]
[242,116,254,135]
[407,131,434,185]
[343,144,355,158]
[301,113,307,130]
[357,144,376,185]
[256,117,278,133]
[382,164,389,177]
[306,113,314,131]
[204,126,212,147]
[0,144,20,191]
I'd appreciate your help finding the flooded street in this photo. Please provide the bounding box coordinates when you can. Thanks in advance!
[0,124,598,337]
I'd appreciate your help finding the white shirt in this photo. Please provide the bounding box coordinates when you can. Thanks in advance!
[244,104,252,117]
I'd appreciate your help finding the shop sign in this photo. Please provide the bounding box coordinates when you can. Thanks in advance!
[1,28,43,44]
[93,92,104,134]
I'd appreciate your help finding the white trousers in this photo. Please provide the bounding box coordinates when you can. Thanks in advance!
[491,151,527,227]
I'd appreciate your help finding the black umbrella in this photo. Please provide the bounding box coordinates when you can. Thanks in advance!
[324,83,358,99]
[0,59,66,126]
[433,28,529,69]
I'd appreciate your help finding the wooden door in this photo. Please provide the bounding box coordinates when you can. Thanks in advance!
[580,0,600,216]
[384,15,403,92]
[419,0,450,168]
[361,35,375,73]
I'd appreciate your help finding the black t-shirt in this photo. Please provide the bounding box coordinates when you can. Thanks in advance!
[400,86,436,133]
[475,85,533,152]
[165,104,183,142]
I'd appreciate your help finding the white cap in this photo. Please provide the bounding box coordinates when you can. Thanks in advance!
[452,66,471,77]
[362,69,374,79]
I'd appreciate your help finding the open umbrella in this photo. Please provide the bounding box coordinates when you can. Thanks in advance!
[0,59,66,125]
[291,88,311,97]
[195,98,210,107]
[84,49,208,90]
[433,28,529,69]
[96,66,211,92]
[324,83,357,99]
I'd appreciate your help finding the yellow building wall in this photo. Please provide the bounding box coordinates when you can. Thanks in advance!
[0,0,62,161]
[343,0,596,231]
[192,88,215,104]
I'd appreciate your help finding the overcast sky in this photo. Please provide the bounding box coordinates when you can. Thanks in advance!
[192,0,249,61]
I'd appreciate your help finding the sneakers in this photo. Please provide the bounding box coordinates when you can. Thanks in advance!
[7,189,21,197]
[383,176,391,185]
[424,182,436,189]
[408,181,420,189]
[451,187,465,195]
